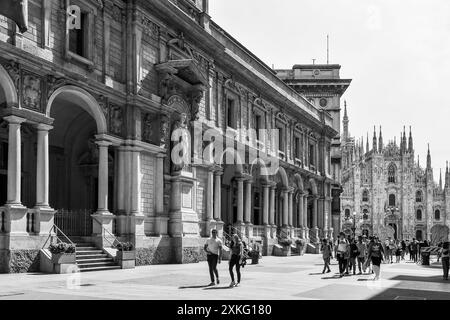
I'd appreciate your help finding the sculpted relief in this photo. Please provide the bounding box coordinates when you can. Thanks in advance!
[22,73,41,111]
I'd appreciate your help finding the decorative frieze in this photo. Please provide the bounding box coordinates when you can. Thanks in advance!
[109,103,123,136]
[22,72,42,111]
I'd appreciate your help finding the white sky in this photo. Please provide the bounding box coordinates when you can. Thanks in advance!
[210,0,450,183]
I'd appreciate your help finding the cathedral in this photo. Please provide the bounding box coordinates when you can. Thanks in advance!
[340,104,450,243]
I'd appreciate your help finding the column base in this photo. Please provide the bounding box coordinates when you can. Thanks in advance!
[245,222,253,239]
[34,206,55,235]
[4,203,28,234]
[91,211,115,249]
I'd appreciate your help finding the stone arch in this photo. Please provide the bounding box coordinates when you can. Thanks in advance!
[0,64,19,107]
[308,178,318,196]
[293,173,304,192]
[249,157,270,183]
[275,166,289,188]
[46,85,107,134]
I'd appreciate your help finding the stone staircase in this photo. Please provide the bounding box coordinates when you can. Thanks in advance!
[75,242,120,272]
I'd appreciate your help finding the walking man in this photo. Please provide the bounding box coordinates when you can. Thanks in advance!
[204,229,223,286]
[356,236,367,274]
[440,242,449,280]
[335,232,350,277]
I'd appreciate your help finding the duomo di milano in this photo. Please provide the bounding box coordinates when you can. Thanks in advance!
[0,0,446,273]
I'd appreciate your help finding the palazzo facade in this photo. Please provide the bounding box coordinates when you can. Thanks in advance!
[0,0,349,272]
[340,106,450,243]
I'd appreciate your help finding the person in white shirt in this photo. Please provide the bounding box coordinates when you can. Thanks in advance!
[335,232,350,277]
[204,229,223,286]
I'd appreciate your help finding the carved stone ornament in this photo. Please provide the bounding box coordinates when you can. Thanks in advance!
[141,113,153,143]
[141,15,159,39]
[97,95,108,117]
[171,113,190,173]
[22,73,42,111]
[188,85,204,121]
[47,75,66,99]
[109,104,123,136]
[4,61,20,92]
[160,114,169,149]
[111,4,123,23]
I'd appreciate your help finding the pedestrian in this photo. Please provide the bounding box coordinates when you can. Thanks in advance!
[335,232,350,277]
[395,241,402,263]
[440,242,449,281]
[204,229,223,286]
[411,238,418,263]
[401,240,406,260]
[345,235,352,274]
[228,234,243,287]
[321,239,332,274]
[349,238,359,275]
[356,236,367,274]
[367,237,385,280]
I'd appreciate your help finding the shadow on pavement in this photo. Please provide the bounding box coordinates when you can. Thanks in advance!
[179,284,212,289]
[321,275,342,279]
[202,286,234,290]
[309,272,326,275]
[390,275,448,283]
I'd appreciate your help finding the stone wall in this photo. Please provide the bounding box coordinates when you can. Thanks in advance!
[0,249,40,273]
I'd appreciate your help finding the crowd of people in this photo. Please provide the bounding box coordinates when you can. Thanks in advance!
[203,228,450,287]
[321,233,450,281]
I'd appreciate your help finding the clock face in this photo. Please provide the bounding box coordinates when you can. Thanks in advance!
[314,69,320,76]
[319,98,328,107]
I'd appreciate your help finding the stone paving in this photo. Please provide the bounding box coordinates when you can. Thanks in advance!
[0,254,448,300]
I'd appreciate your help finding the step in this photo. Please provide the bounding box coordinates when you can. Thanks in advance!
[76,257,114,263]
[79,265,121,272]
[76,250,104,255]
[75,243,96,247]
[75,253,109,260]
[76,246,98,251]
[77,261,117,268]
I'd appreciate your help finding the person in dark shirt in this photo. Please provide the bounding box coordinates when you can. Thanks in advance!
[367,237,385,280]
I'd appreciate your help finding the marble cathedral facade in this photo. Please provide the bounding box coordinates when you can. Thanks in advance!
[0,0,349,272]
[340,106,450,243]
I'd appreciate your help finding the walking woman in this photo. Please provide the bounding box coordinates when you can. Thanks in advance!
[229,234,243,287]
[321,239,332,274]
[440,241,449,280]
[367,237,385,280]
[335,232,350,277]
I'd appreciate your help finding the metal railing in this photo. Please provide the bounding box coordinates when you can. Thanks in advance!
[229,226,249,244]
[91,215,121,249]
[222,230,232,247]
[42,224,76,250]
[54,209,93,236]
[252,225,265,238]
[309,228,317,243]
[276,227,289,240]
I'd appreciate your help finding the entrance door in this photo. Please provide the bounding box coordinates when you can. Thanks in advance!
[388,223,397,240]
[416,230,423,241]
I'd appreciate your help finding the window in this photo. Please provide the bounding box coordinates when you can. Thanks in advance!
[309,144,315,166]
[344,209,350,219]
[362,190,369,202]
[435,209,440,220]
[388,163,396,183]
[363,209,369,220]
[255,114,261,140]
[388,194,396,206]
[226,98,236,129]
[69,11,86,56]
[415,191,422,202]
[277,126,285,152]
[294,136,300,159]
[416,209,422,220]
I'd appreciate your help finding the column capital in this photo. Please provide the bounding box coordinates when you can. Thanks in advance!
[35,123,53,131]
[3,115,26,124]
[96,139,113,147]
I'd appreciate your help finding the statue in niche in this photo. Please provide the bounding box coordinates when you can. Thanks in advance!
[110,105,123,135]
[171,113,191,173]
[142,113,153,142]
[189,88,203,121]
[22,74,41,110]
[160,115,169,149]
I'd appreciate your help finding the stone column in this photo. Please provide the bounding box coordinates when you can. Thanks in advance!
[304,195,309,240]
[236,178,244,224]
[244,179,252,238]
[288,190,293,227]
[4,116,26,206]
[130,148,145,242]
[282,190,289,227]
[35,124,52,208]
[298,193,304,236]
[154,154,168,236]
[312,196,319,243]
[213,171,222,221]
[269,185,276,238]
[205,168,214,236]
[262,185,269,225]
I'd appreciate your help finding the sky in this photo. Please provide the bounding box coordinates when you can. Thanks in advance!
[210,0,450,183]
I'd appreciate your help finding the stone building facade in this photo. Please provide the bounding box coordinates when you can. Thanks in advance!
[340,106,450,243]
[0,0,348,272]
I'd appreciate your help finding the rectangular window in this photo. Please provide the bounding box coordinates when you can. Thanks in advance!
[294,137,300,159]
[227,98,235,129]
[69,11,86,57]
[309,144,315,166]
[278,127,285,152]
[255,114,261,140]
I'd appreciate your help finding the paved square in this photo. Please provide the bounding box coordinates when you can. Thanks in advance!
[0,254,448,300]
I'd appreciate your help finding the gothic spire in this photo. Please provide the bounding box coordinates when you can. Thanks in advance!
[378,126,383,153]
[408,126,413,153]
[402,126,407,153]
[439,168,443,190]
[372,126,377,153]
[446,161,449,188]
[343,101,349,143]
[366,133,369,154]
[427,144,432,170]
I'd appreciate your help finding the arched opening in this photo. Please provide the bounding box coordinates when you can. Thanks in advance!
[434,209,440,220]
[388,223,397,240]
[415,229,423,241]
[388,163,396,183]
[47,88,112,237]
[415,190,423,203]
[362,190,369,202]
[416,209,422,221]
[388,194,396,206]
[345,208,350,219]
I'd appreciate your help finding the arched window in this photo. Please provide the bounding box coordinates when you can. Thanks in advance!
[435,209,440,220]
[389,194,396,206]
[362,190,369,202]
[388,163,396,183]
[345,209,350,219]
[415,191,422,203]
[363,209,369,220]
[416,209,422,220]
